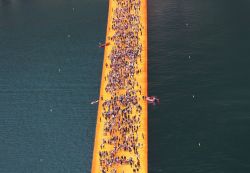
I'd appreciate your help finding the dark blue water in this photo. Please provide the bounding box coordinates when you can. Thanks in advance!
[1,0,250,172]
[148,0,250,173]
[0,0,107,172]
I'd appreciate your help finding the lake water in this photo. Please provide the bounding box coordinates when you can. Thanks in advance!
[1,0,250,172]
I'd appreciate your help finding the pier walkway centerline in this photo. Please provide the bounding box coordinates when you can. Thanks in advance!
[91,0,148,172]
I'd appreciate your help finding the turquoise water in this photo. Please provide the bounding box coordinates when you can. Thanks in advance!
[1,0,250,172]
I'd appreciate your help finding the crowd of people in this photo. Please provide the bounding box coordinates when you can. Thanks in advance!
[98,0,145,172]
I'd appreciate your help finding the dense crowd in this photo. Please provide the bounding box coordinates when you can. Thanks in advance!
[99,0,145,172]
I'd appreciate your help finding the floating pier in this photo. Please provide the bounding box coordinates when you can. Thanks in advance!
[91,0,148,172]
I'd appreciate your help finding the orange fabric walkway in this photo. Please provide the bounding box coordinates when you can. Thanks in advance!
[91,0,148,172]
